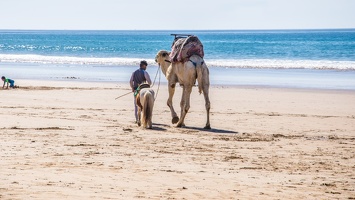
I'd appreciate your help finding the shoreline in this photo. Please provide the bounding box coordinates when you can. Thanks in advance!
[11,78,355,93]
[1,62,355,90]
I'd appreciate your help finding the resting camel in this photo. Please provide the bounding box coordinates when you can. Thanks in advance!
[155,50,211,129]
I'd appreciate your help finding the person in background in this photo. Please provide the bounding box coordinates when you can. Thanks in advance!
[2,76,17,89]
[129,60,152,123]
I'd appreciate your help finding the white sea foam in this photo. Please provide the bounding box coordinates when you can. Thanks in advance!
[1,54,355,70]
[207,59,355,70]
[0,54,153,66]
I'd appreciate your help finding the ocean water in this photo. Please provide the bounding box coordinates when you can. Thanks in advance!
[1,29,355,89]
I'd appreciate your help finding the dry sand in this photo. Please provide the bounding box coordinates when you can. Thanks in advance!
[1,80,354,199]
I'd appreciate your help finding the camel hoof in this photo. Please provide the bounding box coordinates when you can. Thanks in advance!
[204,125,211,129]
[137,122,141,126]
[172,117,179,124]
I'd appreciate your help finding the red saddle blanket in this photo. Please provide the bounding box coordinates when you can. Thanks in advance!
[170,36,204,63]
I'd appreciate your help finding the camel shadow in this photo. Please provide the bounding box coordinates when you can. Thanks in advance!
[181,126,238,134]
[151,123,237,134]
[151,123,169,131]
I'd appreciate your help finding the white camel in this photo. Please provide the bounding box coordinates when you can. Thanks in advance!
[155,50,211,129]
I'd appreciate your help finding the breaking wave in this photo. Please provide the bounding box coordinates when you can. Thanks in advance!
[207,59,355,70]
[1,54,354,70]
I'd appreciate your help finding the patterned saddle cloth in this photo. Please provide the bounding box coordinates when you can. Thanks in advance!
[170,36,204,63]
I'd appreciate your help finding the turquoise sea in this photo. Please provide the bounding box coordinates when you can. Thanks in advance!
[0,29,355,89]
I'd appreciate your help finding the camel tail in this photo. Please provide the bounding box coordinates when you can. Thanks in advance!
[142,90,154,128]
[195,58,209,94]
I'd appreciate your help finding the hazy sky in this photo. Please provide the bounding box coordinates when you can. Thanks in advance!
[0,0,354,30]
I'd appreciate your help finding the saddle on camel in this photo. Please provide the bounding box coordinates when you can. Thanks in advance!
[170,34,205,63]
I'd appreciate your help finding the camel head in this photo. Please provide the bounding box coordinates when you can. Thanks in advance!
[155,50,170,64]
[155,50,171,76]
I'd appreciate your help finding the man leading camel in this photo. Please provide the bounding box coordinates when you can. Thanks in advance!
[129,60,152,123]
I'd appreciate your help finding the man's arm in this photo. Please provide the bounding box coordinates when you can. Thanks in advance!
[144,71,152,85]
[129,73,134,92]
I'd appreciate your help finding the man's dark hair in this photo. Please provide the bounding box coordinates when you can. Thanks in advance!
[140,60,148,67]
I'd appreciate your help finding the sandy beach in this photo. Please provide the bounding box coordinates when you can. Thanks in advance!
[1,79,354,199]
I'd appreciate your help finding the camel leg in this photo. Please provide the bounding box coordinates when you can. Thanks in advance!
[148,119,152,129]
[202,85,211,129]
[167,83,179,124]
[176,85,192,128]
[135,95,142,126]
[148,98,153,129]
[137,107,142,127]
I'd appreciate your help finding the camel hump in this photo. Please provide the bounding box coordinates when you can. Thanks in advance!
[170,35,204,63]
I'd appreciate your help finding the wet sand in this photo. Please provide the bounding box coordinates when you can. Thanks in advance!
[1,80,354,199]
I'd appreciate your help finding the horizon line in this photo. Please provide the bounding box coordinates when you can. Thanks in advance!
[0,28,355,32]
